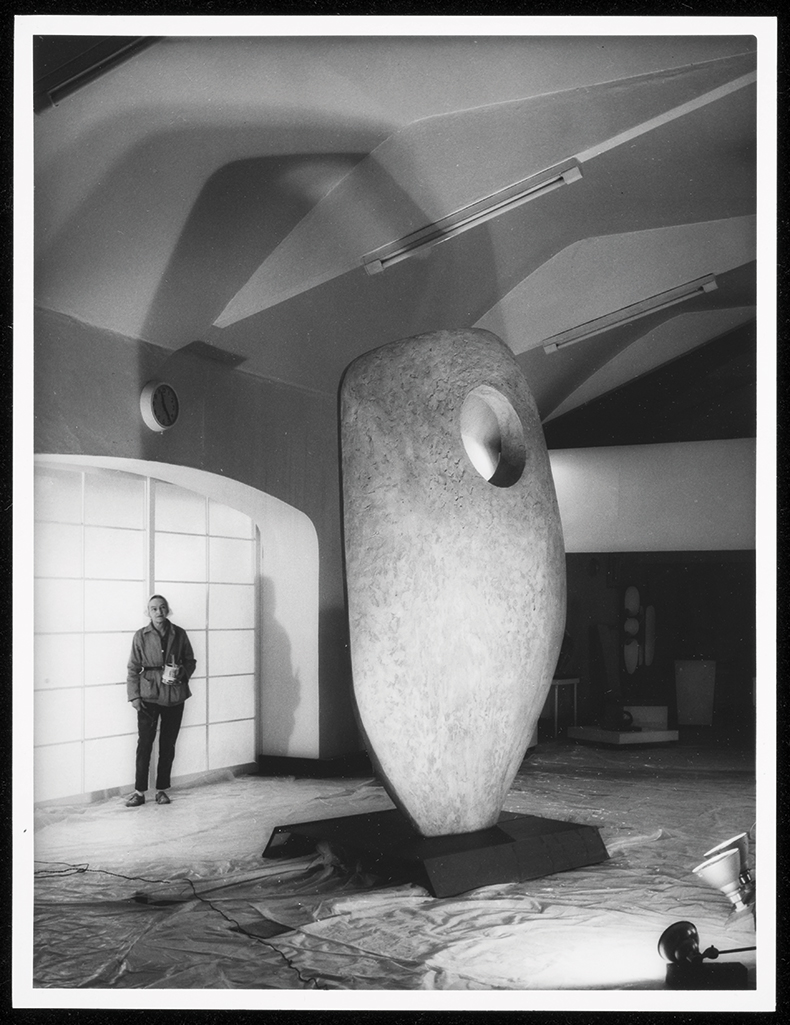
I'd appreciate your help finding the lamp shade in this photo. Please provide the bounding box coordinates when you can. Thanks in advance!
[693,848,747,909]
[658,921,701,964]
[704,832,749,872]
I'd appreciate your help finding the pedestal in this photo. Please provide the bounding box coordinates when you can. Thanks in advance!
[567,726,679,746]
[540,678,579,737]
[675,659,716,726]
[263,808,608,898]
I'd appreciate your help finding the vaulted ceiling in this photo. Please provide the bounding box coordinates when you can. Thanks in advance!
[33,34,758,446]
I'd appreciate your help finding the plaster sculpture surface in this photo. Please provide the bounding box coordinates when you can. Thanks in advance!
[340,329,566,836]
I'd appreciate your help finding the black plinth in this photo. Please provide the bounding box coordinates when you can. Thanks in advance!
[263,808,608,898]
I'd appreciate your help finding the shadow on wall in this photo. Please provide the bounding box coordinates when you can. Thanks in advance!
[318,604,361,758]
[259,575,302,755]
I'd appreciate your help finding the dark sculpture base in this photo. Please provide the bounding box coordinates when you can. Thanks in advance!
[263,808,609,898]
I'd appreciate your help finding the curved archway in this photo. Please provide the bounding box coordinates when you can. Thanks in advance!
[35,454,321,761]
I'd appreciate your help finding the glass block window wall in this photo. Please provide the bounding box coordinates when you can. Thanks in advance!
[34,465,259,802]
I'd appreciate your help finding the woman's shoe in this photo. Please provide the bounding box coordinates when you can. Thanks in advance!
[155,790,171,805]
[126,792,145,807]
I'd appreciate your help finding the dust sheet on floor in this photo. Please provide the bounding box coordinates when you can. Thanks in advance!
[33,745,756,990]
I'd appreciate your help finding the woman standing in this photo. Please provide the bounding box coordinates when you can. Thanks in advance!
[125,595,196,806]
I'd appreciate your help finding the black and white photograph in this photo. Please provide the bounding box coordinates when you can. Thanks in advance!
[14,14,776,1012]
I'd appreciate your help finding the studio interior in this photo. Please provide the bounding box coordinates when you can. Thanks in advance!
[25,28,770,1000]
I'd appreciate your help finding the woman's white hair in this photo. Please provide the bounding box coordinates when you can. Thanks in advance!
[145,594,171,617]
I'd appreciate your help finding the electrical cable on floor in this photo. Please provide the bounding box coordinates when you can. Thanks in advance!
[35,861,163,881]
[34,858,433,987]
[34,859,324,988]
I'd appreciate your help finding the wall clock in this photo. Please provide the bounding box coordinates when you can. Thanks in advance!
[140,381,180,432]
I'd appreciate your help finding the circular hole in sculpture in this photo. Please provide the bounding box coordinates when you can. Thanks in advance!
[460,386,526,487]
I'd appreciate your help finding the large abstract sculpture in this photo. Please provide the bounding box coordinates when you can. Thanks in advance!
[340,329,566,836]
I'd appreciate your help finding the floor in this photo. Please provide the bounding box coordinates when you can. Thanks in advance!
[30,728,761,1004]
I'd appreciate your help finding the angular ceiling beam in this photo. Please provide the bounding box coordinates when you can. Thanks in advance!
[213,54,756,328]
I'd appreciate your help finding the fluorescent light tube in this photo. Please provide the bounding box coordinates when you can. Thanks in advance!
[362,158,582,275]
[542,274,718,353]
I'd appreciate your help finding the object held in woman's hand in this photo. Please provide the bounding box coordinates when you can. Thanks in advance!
[162,662,180,683]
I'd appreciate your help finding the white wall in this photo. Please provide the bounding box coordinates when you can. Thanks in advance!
[34,307,354,758]
[126,459,321,759]
[34,456,321,801]
[34,465,263,802]
[549,438,756,552]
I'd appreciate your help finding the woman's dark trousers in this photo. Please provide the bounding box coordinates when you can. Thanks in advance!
[134,701,185,792]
